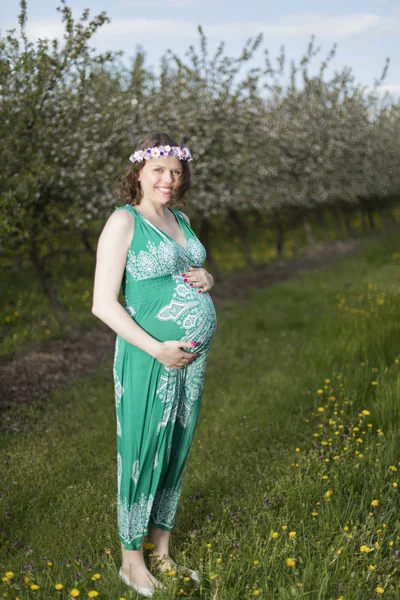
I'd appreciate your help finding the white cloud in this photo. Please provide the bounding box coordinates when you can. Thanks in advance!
[120,0,205,6]
[373,83,400,97]
[5,8,400,46]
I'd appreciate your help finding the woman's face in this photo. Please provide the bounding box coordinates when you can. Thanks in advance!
[138,156,182,205]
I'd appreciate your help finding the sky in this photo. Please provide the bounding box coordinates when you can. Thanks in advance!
[2,0,400,99]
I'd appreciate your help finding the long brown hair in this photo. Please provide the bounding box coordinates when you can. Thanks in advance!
[114,132,192,206]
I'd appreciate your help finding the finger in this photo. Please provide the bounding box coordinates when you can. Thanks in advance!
[179,341,198,349]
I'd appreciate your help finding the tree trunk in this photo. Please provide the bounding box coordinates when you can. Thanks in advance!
[317,209,331,242]
[343,211,355,237]
[303,219,316,246]
[29,237,71,327]
[332,206,345,237]
[82,230,95,255]
[359,208,368,234]
[378,206,390,231]
[290,229,299,257]
[367,208,376,231]
[228,209,255,269]
[199,217,222,281]
[274,218,285,259]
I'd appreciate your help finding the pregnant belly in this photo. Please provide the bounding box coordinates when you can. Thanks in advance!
[127,279,217,349]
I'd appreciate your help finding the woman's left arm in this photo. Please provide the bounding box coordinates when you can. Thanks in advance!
[179,211,214,293]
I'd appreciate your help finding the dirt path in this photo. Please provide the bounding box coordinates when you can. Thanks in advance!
[0,239,360,423]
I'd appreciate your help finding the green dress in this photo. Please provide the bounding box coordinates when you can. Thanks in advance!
[113,204,217,550]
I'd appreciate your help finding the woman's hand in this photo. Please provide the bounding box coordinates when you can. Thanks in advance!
[155,340,199,370]
[182,267,214,293]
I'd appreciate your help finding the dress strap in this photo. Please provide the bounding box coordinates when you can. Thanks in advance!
[114,204,137,218]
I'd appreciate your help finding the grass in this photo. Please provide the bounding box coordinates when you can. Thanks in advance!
[1,231,400,599]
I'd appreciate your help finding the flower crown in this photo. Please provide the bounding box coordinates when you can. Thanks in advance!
[129,145,193,164]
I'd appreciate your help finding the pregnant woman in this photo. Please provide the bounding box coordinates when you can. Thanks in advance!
[92,132,217,597]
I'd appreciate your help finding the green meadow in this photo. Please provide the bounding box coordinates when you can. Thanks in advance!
[1,231,400,599]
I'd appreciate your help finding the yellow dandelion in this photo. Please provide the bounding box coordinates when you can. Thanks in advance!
[91,574,101,581]
[325,490,333,499]
[206,543,212,548]
[317,389,324,395]
[362,409,370,415]
[281,525,287,531]
[324,379,331,383]
[24,576,30,584]
[55,583,64,590]
[311,512,318,517]
[183,576,190,582]
[5,572,14,579]
[210,574,218,580]
[253,591,261,596]
[360,545,372,553]
[47,561,53,567]
[30,584,40,591]
[286,558,296,567]
[356,438,363,444]
[168,570,177,577]
[336,548,343,555]
[389,465,398,472]
[253,560,260,566]
[388,541,394,547]
[289,531,296,538]
[70,590,80,598]
[371,381,378,385]
[295,448,301,453]
[375,587,384,594]
[1,577,8,582]
[368,565,376,571]
[143,542,155,550]
[371,499,379,507]
[271,531,279,539]
[216,558,222,564]
[296,583,303,588]
[88,592,99,598]
[317,407,324,412]
[393,482,398,488]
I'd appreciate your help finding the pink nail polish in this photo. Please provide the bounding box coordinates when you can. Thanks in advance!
[191,342,197,347]
[198,289,202,293]
[182,273,186,277]
[189,283,193,287]
[184,278,188,282]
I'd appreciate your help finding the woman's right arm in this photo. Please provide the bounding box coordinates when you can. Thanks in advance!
[91,209,197,368]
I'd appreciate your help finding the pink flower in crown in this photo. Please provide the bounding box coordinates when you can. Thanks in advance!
[151,147,161,158]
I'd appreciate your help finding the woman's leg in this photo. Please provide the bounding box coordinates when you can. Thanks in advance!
[148,523,171,557]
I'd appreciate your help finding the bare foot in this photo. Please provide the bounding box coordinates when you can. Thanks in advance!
[121,563,165,590]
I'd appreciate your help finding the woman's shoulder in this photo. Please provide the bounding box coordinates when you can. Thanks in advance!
[104,205,135,236]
